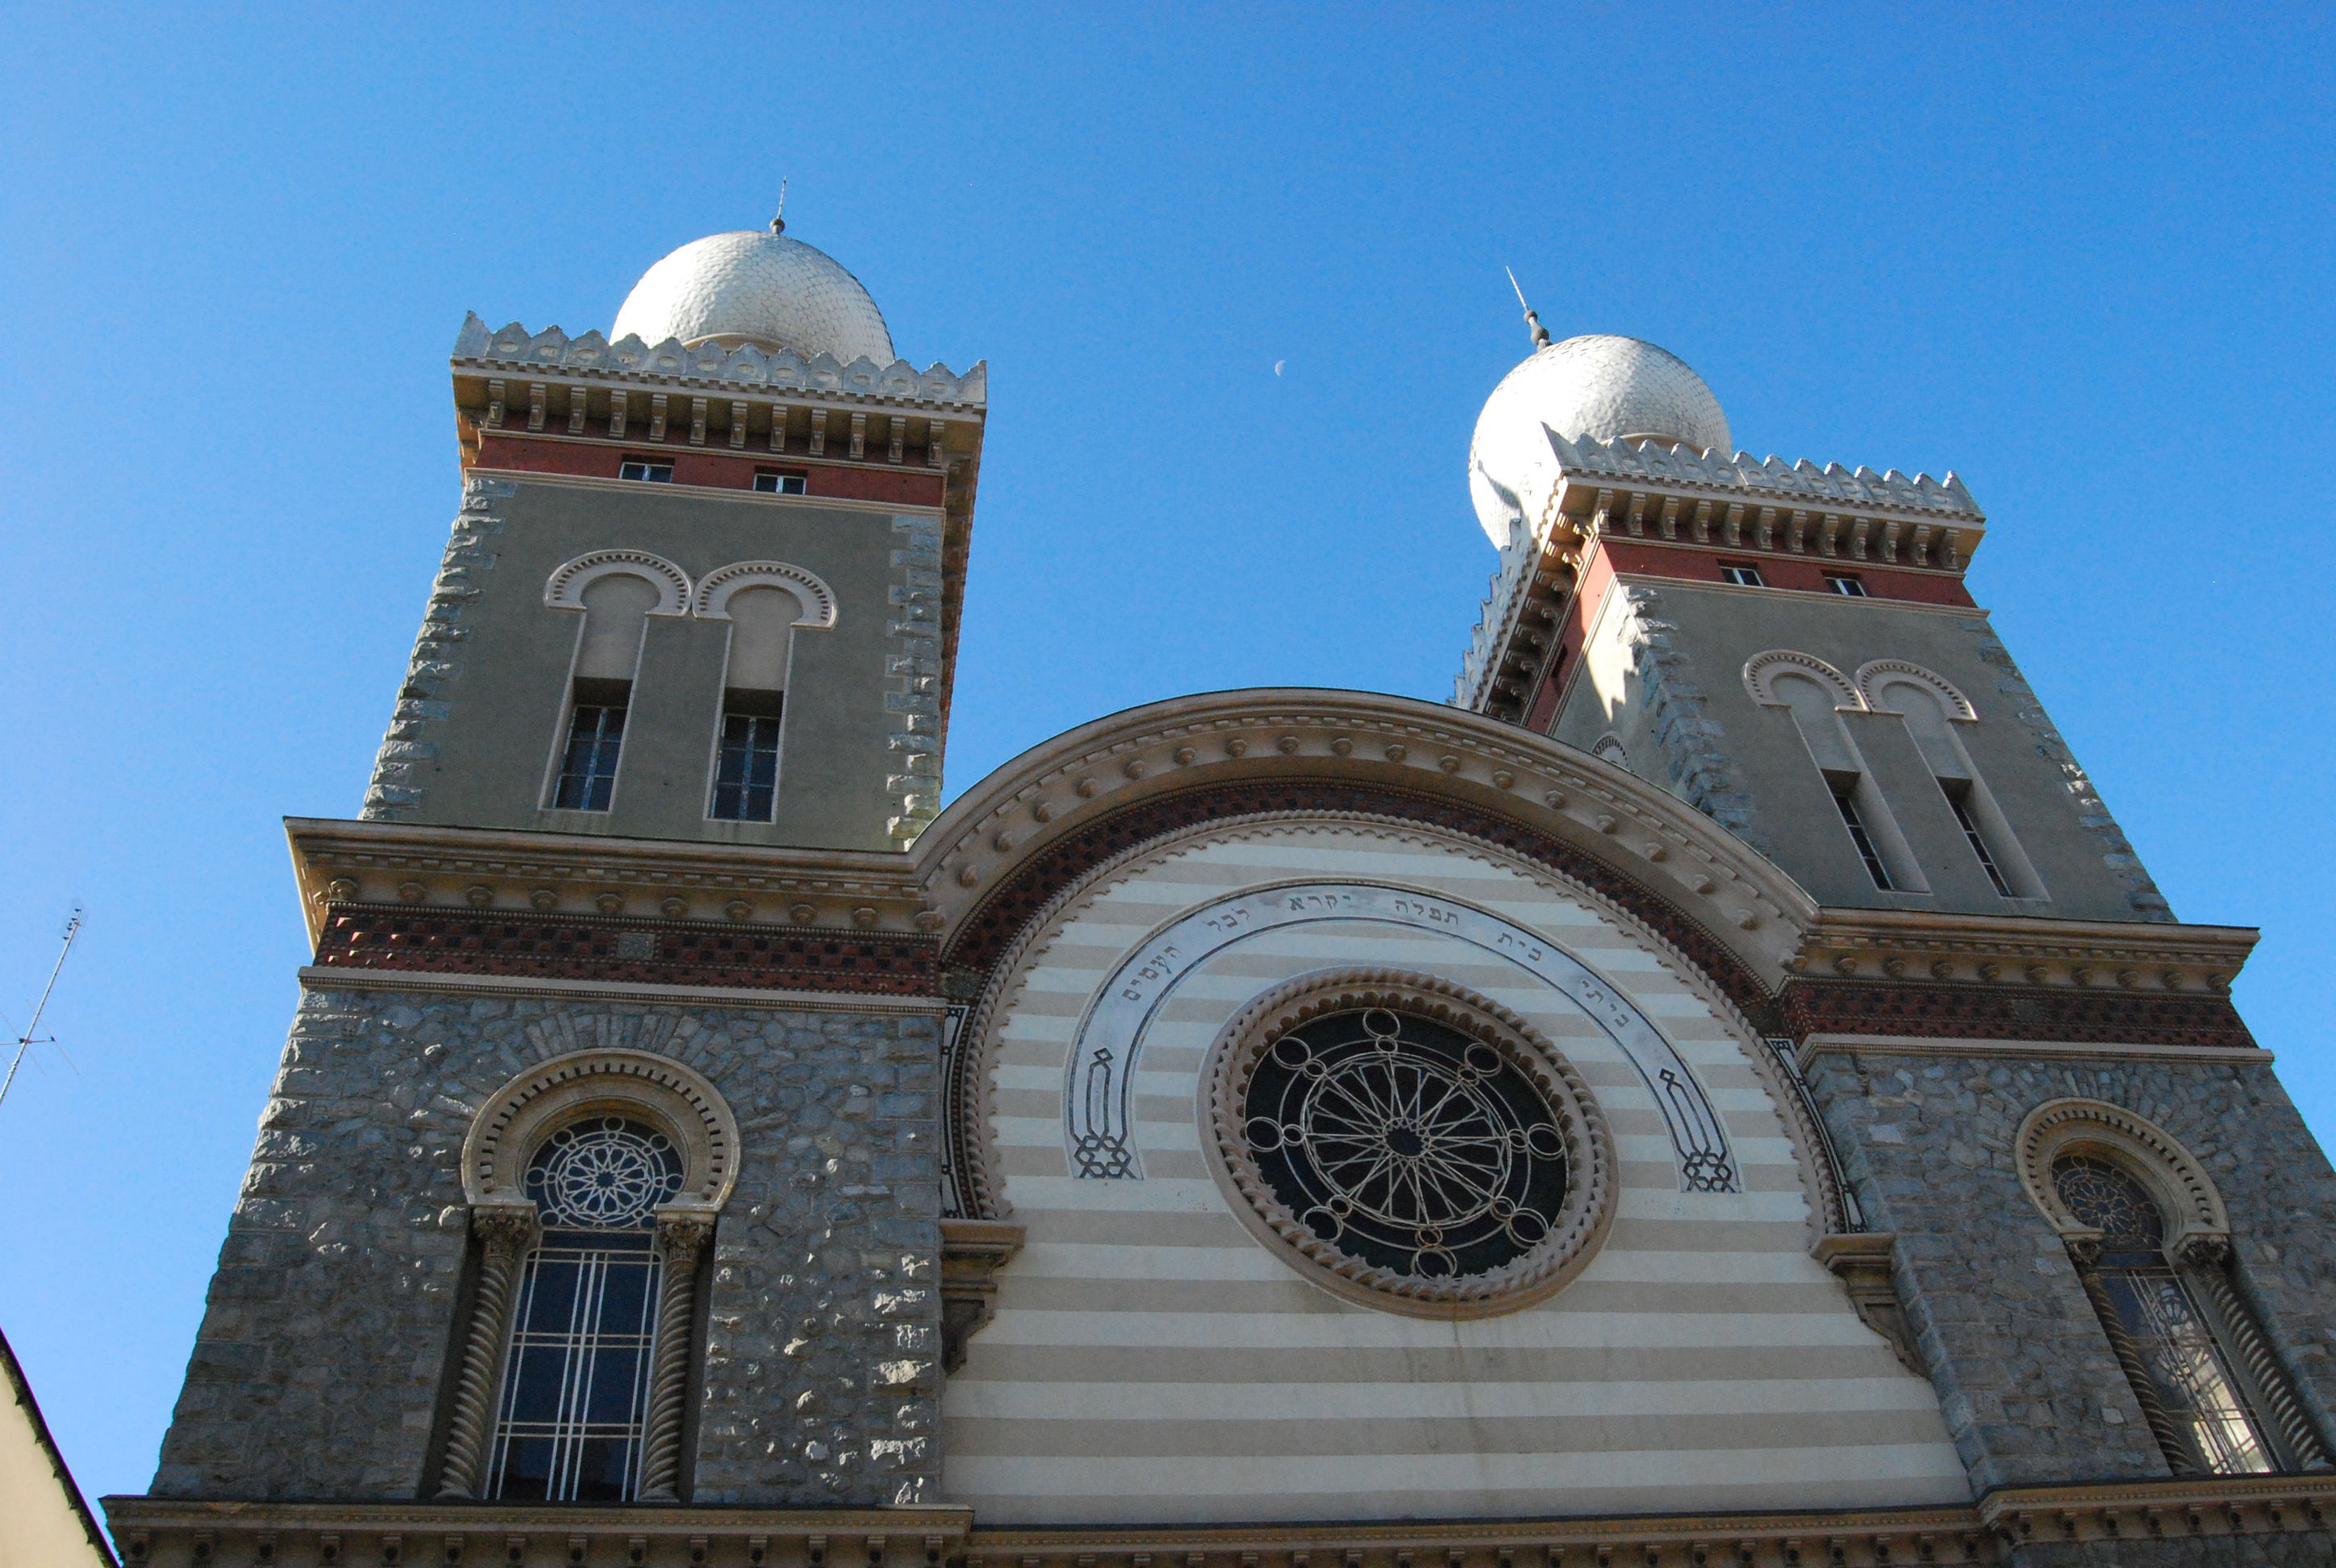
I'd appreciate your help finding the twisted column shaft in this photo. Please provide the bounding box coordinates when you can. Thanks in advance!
[638,1212,715,1502]
[436,1205,540,1499]
[2067,1237,2199,1476]
[2181,1236,2333,1470]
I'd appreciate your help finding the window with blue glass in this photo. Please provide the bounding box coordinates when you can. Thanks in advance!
[710,696,782,821]
[551,686,628,811]
[487,1119,684,1502]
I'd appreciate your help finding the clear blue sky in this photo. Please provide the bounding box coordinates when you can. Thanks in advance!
[6,2,2334,1509]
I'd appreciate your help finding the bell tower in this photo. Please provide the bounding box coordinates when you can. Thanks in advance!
[1455,330,2171,924]
[363,216,987,853]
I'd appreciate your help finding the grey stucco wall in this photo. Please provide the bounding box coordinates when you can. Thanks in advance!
[152,986,945,1507]
[1804,1048,2336,1495]
[362,473,936,852]
[1555,581,2171,922]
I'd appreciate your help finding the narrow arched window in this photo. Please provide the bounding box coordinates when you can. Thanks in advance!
[1769,670,1925,892]
[708,586,799,821]
[1871,671,2044,899]
[550,575,660,811]
[2053,1155,2276,1474]
[486,1119,684,1500]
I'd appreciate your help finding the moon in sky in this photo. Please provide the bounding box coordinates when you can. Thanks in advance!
[1273,360,1285,376]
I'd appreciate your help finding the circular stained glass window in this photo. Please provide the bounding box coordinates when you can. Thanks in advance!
[526,1117,683,1230]
[1244,1007,1570,1279]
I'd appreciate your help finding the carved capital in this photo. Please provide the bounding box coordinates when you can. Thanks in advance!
[2175,1232,2233,1270]
[470,1203,540,1258]
[2062,1231,2106,1268]
[656,1209,717,1267]
[1813,1232,1924,1376]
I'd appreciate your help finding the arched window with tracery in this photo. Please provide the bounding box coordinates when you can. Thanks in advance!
[2018,1099,2332,1478]
[435,1050,739,1506]
[2052,1153,2276,1474]
[486,1118,684,1501]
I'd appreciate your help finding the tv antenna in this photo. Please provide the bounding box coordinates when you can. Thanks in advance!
[771,178,789,235]
[0,907,84,1111]
[1506,266,1552,350]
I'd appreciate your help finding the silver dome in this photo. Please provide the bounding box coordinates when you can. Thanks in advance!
[612,229,895,364]
[1468,335,1731,548]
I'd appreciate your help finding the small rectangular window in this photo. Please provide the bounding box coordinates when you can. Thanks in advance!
[710,694,783,821]
[1719,563,1766,587]
[618,460,674,483]
[553,688,628,811]
[1825,573,1869,596]
[1833,783,1893,890]
[753,471,807,495]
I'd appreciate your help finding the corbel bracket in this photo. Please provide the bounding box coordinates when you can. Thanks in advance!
[939,1217,1025,1374]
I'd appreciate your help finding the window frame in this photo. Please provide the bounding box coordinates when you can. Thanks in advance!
[751,469,808,495]
[1717,562,1766,587]
[1823,573,1869,596]
[618,458,676,483]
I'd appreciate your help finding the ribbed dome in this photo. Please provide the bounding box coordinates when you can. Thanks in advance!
[1468,335,1731,548]
[612,229,895,365]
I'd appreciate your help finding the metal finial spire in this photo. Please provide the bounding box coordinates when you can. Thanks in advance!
[1506,266,1552,350]
[770,179,789,235]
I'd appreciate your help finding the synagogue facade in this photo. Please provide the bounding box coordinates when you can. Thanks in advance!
[103,221,2336,1567]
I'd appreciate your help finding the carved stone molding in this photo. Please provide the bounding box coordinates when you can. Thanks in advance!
[2013,1098,2232,1245]
[1782,977,2255,1049]
[1812,1232,1922,1376]
[938,1217,1024,1374]
[461,1049,740,1212]
[1202,968,1617,1319]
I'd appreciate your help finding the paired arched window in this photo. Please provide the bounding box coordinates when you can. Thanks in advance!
[1743,653,2043,899]
[1744,653,1923,891]
[436,1051,739,1505]
[539,553,836,820]
[2020,1099,2330,1476]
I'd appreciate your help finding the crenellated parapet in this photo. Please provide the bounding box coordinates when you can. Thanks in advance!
[451,314,986,469]
[1458,436,1988,727]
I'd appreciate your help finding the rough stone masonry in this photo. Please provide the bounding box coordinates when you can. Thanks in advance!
[153,986,945,1508]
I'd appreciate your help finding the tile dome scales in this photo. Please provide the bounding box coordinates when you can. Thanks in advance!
[1469,334,1732,548]
[611,219,896,365]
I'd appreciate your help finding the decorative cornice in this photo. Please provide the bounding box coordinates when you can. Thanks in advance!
[1782,978,2256,1050]
[1800,1032,2271,1067]
[916,689,1812,986]
[310,903,939,997]
[1545,430,1985,524]
[98,1474,2336,1568]
[1789,907,2255,993]
[103,1500,976,1568]
[297,965,949,1015]
[286,817,934,944]
[454,313,987,411]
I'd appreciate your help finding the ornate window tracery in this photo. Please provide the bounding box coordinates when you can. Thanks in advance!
[2051,1154,2274,1476]
[436,1052,737,1506]
[2015,1099,2331,1477]
[1206,970,1616,1319]
[486,1120,683,1502]
[1244,1008,1568,1280]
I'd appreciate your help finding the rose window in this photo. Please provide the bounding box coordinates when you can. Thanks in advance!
[525,1117,683,1230]
[1241,1007,1571,1280]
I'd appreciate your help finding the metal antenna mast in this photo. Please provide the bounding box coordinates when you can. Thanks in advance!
[0,908,83,1111]
[771,178,789,235]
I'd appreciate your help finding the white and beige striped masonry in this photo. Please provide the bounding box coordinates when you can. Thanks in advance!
[945,819,1967,1524]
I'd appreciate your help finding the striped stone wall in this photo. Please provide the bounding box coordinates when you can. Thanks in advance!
[943,818,1969,1523]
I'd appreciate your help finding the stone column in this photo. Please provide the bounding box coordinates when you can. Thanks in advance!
[2066,1235,2197,1476]
[435,1203,540,1499]
[2180,1235,2334,1470]
[638,1211,715,1502]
